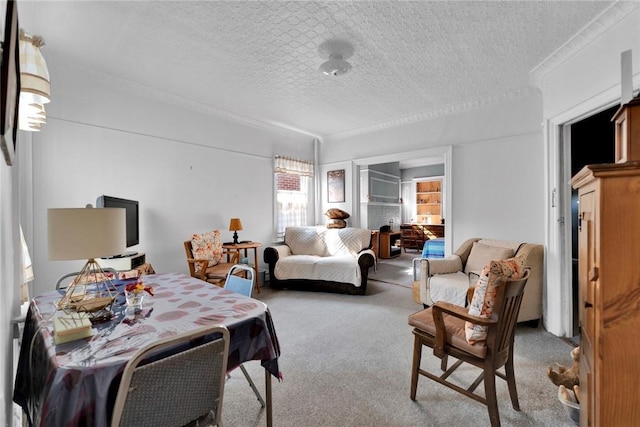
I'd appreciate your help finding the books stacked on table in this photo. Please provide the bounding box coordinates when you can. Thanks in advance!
[53,312,92,344]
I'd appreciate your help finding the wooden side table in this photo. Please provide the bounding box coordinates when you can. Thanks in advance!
[379,232,401,258]
[222,242,262,293]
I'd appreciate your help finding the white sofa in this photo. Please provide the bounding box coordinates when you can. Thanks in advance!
[263,226,375,295]
[413,238,544,324]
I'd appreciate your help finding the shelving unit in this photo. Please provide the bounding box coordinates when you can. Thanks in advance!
[415,178,442,225]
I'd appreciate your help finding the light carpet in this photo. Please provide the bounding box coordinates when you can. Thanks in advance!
[368,252,419,288]
[220,270,577,427]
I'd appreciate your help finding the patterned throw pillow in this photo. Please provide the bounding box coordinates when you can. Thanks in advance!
[465,255,526,344]
[191,230,224,272]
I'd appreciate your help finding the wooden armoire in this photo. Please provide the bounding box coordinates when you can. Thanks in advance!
[571,94,640,426]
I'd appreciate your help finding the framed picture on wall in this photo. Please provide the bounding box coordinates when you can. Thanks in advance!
[1,0,20,166]
[327,169,345,203]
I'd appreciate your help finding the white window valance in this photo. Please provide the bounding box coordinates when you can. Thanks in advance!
[274,155,313,177]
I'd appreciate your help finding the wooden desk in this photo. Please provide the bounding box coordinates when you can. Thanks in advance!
[223,241,262,293]
[13,273,281,427]
[422,224,445,238]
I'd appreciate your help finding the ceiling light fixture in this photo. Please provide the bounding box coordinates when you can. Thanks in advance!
[318,39,354,77]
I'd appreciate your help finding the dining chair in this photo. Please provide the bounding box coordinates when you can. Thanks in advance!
[111,324,230,427]
[223,264,266,408]
[408,267,530,427]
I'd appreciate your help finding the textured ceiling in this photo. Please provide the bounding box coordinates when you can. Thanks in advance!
[22,1,623,140]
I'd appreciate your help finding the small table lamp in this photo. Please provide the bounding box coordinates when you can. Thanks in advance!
[229,218,243,244]
[48,207,126,314]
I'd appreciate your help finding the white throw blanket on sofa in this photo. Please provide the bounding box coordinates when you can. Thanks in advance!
[274,227,373,286]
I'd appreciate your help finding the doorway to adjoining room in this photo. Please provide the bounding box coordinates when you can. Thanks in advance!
[568,104,617,335]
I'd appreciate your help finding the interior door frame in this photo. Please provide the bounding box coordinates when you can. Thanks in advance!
[545,91,619,337]
[352,145,453,256]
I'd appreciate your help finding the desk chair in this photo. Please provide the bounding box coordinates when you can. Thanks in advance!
[224,264,265,408]
[409,268,530,427]
[111,325,230,427]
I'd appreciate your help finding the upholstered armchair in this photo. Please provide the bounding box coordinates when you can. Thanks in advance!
[413,238,543,323]
[184,230,239,287]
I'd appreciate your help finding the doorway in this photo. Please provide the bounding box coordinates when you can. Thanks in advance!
[568,104,617,335]
[352,146,453,256]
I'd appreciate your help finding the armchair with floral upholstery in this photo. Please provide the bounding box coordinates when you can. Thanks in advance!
[184,230,239,287]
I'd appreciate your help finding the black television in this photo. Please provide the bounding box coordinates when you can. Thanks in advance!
[96,195,139,249]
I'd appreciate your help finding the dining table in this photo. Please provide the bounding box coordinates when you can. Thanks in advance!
[13,272,282,427]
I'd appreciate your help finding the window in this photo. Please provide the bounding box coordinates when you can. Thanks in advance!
[274,156,313,239]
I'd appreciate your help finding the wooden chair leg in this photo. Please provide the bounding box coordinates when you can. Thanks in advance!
[484,370,500,427]
[505,356,520,411]
[440,355,448,371]
[410,334,422,400]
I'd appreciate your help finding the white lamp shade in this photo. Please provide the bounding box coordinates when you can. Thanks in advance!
[48,208,126,260]
[19,31,50,131]
[19,32,50,103]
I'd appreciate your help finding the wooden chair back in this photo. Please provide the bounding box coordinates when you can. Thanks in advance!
[184,239,240,286]
[184,240,207,280]
[410,268,531,427]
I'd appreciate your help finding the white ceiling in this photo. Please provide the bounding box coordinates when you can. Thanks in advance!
[20,1,621,141]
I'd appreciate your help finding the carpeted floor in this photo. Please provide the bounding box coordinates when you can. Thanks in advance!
[368,252,419,288]
[220,256,577,427]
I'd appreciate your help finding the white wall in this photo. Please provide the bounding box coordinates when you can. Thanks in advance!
[452,131,545,246]
[541,6,640,118]
[28,59,314,298]
[320,92,545,250]
[539,5,640,336]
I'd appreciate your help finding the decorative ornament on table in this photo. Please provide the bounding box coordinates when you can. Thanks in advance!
[124,278,154,311]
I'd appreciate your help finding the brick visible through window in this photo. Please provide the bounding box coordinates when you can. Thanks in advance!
[276,173,301,191]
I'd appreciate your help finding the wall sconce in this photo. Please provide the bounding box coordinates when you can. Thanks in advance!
[19,30,50,131]
[229,218,243,244]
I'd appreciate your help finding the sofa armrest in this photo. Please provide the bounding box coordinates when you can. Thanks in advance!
[413,257,422,281]
[263,245,291,265]
[412,256,463,280]
[357,249,376,269]
[413,255,463,307]
[423,255,463,276]
[513,243,544,322]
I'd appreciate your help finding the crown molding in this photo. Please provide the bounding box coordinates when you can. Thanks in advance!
[323,86,538,142]
[530,1,640,89]
[77,62,539,144]
[81,65,321,140]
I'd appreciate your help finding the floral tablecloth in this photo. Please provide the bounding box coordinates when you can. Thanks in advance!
[13,272,281,427]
